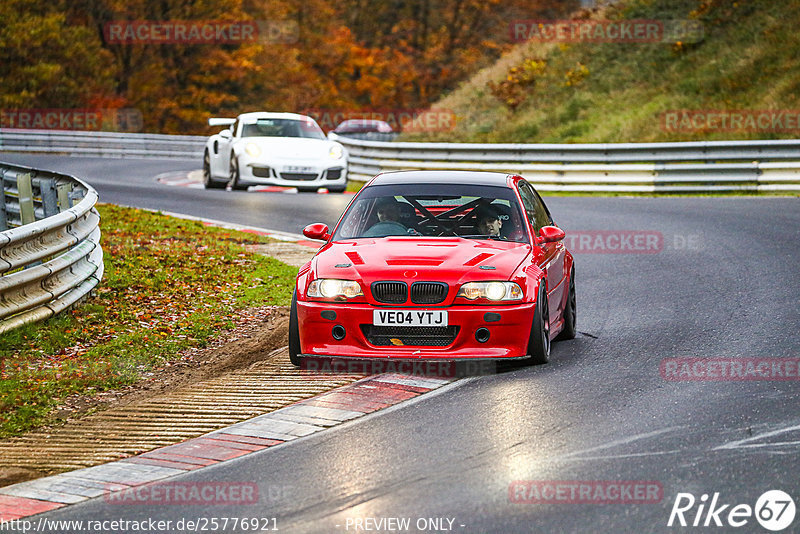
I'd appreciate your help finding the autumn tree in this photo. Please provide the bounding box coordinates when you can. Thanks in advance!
[1,0,579,133]
[0,0,116,110]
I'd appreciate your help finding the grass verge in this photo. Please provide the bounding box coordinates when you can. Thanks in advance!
[0,204,298,438]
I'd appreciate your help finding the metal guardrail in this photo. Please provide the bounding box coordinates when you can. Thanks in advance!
[0,162,103,334]
[329,134,800,193]
[2,128,799,192]
[0,128,205,160]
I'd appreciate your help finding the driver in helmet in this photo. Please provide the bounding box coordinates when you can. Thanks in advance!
[475,205,503,237]
[363,197,409,237]
[376,197,403,224]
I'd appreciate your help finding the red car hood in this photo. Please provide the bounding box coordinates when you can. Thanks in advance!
[312,237,531,286]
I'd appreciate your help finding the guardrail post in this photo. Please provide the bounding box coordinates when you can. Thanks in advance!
[69,189,85,205]
[0,197,6,231]
[39,178,59,217]
[0,168,7,231]
[57,182,73,211]
[17,173,36,225]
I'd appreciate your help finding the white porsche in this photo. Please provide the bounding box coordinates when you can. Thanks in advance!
[203,112,348,192]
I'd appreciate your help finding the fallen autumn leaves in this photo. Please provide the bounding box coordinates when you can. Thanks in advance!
[0,204,298,437]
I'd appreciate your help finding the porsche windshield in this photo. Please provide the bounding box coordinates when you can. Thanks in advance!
[241,118,325,140]
[333,184,529,243]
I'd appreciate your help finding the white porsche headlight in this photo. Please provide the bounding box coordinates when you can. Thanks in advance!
[328,144,344,159]
[245,143,261,157]
[457,282,523,301]
[308,279,363,299]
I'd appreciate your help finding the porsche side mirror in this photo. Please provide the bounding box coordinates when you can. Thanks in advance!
[536,225,565,244]
[303,223,330,241]
[219,129,232,139]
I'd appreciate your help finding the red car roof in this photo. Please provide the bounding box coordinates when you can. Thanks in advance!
[370,170,516,187]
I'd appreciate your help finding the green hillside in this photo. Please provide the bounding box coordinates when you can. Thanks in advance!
[402,0,800,143]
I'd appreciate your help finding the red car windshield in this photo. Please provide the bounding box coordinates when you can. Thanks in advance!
[333,184,529,243]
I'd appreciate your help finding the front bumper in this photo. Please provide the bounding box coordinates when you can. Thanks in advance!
[237,155,348,189]
[296,300,536,359]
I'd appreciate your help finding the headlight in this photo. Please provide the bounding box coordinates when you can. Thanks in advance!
[308,279,363,299]
[457,282,523,301]
[245,143,261,157]
[328,144,344,159]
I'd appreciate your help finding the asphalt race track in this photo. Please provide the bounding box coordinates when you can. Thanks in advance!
[0,154,352,235]
[2,153,799,533]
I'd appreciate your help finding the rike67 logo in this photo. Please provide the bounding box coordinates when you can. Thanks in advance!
[668,490,796,531]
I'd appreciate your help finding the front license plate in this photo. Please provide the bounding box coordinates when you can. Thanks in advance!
[373,310,448,327]
[284,165,314,173]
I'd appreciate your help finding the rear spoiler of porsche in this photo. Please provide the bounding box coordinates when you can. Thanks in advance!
[208,117,236,127]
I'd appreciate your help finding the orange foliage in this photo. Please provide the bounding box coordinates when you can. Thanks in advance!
[1,0,576,133]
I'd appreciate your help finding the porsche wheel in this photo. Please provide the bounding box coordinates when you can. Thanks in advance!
[556,267,577,340]
[203,150,225,189]
[289,290,302,366]
[527,284,550,365]
[228,155,248,191]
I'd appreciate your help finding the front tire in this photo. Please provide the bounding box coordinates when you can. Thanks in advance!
[289,290,302,366]
[556,267,576,340]
[228,155,248,191]
[527,284,551,365]
[203,150,225,189]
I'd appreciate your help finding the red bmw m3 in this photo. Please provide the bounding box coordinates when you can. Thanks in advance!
[289,170,576,366]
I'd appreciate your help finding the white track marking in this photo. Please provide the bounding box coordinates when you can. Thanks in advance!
[555,449,685,463]
[714,423,800,450]
[554,426,685,460]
